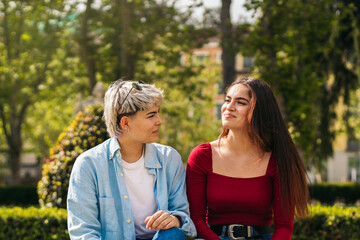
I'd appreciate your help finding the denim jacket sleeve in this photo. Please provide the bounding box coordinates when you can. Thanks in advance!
[67,155,101,240]
[165,148,197,237]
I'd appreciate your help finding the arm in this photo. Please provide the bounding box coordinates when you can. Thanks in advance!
[186,145,220,240]
[271,163,294,240]
[67,156,101,240]
[165,149,197,237]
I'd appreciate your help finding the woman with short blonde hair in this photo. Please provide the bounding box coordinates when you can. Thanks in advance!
[68,79,196,240]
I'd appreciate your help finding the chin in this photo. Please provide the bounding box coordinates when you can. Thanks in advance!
[222,123,234,129]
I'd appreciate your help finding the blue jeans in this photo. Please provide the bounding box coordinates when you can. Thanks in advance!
[152,228,185,240]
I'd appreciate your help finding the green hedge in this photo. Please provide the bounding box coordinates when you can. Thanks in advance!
[0,205,358,239]
[0,186,38,206]
[1,183,359,207]
[0,207,68,239]
[293,205,360,240]
[309,183,360,205]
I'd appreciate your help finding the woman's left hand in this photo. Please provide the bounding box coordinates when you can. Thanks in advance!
[144,210,180,231]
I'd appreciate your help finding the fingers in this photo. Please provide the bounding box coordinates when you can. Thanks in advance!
[144,216,151,223]
[161,215,180,230]
[145,211,180,231]
[145,210,163,230]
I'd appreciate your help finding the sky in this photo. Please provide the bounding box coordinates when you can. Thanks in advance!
[176,0,255,23]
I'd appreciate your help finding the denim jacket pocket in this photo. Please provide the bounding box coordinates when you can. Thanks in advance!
[99,197,118,232]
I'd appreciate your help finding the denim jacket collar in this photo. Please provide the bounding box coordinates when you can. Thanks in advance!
[108,137,162,169]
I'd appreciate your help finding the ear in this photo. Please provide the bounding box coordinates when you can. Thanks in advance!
[120,116,130,131]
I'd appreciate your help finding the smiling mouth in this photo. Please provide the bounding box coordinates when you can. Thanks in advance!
[223,114,235,118]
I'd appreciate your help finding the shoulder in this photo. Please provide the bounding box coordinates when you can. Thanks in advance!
[148,143,183,168]
[189,142,211,158]
[187,142,212,170]
[74,138,112,169]
[149,143,184,175]
[151,142,181,159]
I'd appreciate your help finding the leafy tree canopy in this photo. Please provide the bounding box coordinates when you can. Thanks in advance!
[245,0,360,176]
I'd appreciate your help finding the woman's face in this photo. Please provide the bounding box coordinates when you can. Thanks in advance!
[221,84,253,131]
[126,104,163,143]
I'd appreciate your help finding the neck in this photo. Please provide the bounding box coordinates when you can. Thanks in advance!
[117,137,144,163]
[223,128,257,154]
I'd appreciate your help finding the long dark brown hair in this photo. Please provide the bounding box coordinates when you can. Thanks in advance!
[219,77,309,218]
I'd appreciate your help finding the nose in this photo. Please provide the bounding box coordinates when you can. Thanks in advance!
[225,100,235,111]
[156,115,163,125]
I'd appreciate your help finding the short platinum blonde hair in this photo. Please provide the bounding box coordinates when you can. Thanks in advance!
[103,80,164,137]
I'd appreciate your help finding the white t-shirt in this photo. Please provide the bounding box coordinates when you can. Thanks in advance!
[121,154,158,239]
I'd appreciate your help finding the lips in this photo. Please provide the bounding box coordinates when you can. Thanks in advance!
[223,112,235,118]
[152,130,159,134]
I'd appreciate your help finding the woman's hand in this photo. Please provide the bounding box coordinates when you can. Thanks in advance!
[144,210,180,231]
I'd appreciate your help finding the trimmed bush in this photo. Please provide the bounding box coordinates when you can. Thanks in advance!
[0,186,38,206]
[185,205,360,240]
[0,205,358,239]
[309,183,360,205]
[293,205,360,240]
[0,207,68,239]
[37,105,109,208]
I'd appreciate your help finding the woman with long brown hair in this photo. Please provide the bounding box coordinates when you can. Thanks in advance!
[186,77,309,240]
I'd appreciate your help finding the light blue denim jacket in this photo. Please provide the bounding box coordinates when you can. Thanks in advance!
[67,137,196,240]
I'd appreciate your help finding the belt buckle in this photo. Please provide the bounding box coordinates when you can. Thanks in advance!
[228,224,252,240]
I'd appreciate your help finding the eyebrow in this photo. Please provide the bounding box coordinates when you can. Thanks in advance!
[225,96,250,102]
[146,110,158,116]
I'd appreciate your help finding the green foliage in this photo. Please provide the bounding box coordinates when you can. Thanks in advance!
[245,0,360,174]
[0,207,68,240]
[293,205,360,240]
[135,33,221,161]
[0,205,358,239]
[187,205,360,240]
[37,105,108,208]
[0,0,87,184]
[348,88,360,142]
[65,0,202,83]
[157,64,221,161]
[24,37,89,158]
[0,186,38,206]
[309,183,360,205]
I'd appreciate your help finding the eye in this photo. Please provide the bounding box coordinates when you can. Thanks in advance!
[237,101,246,105]
[224,99,230,103]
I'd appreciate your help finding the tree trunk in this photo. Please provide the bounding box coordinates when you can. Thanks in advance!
[8,140,22,185]
[0,103,24,186]
[120,0,133,79]
[220,0,235,93]
[80,0,97,92]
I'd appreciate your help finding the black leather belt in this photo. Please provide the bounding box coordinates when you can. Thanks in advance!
[210,224,272,239]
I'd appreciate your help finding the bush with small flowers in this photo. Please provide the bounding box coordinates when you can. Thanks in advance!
[37,105,108,208]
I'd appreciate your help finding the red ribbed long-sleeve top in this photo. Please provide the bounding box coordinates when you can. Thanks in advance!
[186,143,294,240]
